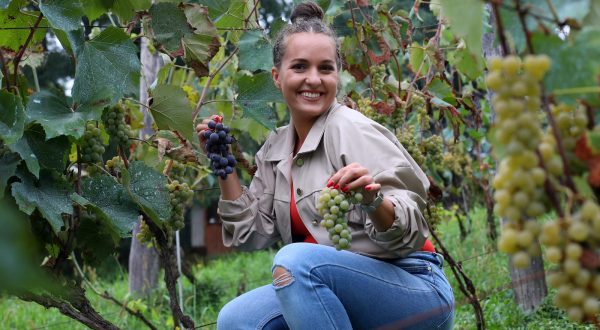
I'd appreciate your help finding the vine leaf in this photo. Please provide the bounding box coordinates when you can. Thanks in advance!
[8,125,70,178]
[439,0,483,57]
[26,90,110,140]
[238,30,272,72]
[0,153,20,199]
[121,161,170,225]
[148,2,192,53]
[533,28,600,105]
[237,72,283,131]
[408,42,429,77]
[149,84,195,143]
[0,91,25,145]
[0,2,47,51]
[182,4,220,77]
[11,169,73,233]
[71,27,141,105]
[39,0,84,32]
[76,175,140,237]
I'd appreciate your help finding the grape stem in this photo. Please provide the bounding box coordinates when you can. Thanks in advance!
[515,0,535,55]
[117,145,129,170]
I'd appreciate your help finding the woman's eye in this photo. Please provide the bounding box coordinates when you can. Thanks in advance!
[292,64,306,70]
[320,65,335,72]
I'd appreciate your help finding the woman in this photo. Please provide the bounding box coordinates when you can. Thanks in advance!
[196,2,454,329]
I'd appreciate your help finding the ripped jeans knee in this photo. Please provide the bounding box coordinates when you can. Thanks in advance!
[272,265,294,288]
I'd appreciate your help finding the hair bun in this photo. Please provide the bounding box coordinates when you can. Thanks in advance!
[290,1,324,23]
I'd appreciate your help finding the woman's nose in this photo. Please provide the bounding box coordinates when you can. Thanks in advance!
[304,68,321,85]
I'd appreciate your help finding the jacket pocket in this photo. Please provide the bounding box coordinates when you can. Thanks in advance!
[259,189,275,217]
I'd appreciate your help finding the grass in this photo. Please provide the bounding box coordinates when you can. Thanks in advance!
[0,207,595,329]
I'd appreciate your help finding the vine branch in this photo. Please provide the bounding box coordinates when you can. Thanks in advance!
[12,13,44,84]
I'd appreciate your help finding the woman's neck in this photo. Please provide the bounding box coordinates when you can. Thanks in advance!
[291,115,315,155]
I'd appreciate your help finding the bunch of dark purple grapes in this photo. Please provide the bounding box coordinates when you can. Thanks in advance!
[202,116,236,179]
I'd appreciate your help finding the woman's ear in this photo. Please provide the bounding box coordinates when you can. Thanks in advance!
[271,67,281,90]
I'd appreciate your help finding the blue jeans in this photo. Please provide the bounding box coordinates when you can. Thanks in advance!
[217,243,454,329]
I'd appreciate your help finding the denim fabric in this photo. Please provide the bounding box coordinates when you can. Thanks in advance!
[217,243,454,330]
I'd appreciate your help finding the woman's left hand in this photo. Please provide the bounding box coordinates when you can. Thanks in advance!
[327,163,380,203]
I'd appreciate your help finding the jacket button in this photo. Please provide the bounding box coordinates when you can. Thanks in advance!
[296,188,303,196]
[295,158,304,166]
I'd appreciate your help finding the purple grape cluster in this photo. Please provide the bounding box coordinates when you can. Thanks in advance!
[202,119,236,179]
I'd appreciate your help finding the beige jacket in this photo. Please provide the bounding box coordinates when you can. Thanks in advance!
[218,102,431,259]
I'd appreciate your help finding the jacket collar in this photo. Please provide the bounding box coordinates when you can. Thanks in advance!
[264,101,341,162]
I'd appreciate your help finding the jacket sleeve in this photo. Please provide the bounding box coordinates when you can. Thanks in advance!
[217,144,281,251]
[324,111,431,254]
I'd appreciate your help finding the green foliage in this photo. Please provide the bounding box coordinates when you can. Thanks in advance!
[237,72,283,130]
[79,175,139,236]
[238,31,273,72]
[12,169,73,233]
[439,0,484,57]
[71,27,141,105]
[149,84,195,143]
[0,91,25,144]
[121,161,171,225]
[26,90,109,140]
[39,0,85,32]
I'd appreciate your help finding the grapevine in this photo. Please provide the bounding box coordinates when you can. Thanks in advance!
[488,55,551,269]
[316,187,365,250]
[202,116,236,179]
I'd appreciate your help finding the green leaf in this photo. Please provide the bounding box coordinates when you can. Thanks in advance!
[408,42,429,77]
[39,0,84,32]
[450,47,484,80]
[80,0,108,21]
[75,216,120,266]
[440,0,483,57]
[149,2,192,53]
[121,161,170,224]
[79,175,139,236]
[533,28,600,105]
[0,2,46,51]
[71,27,141,105]
[181,3,220,77]
[26,90,110,140]
[589,130,600,153]
[0,153,20,198]
[213,0,247,30]
[427,78,453,100]
[574,175,596,200]
[196,0,230,21]
[11,170,73,233]
[238,31,272,72]
[149,84,195,142]
[0,91,25,144]
[237,72,283,131]
[111,0,151,23]
[8,125,70,178]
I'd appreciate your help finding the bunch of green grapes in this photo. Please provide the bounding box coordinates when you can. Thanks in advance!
[136,218,153,245]
[416,102,430,131]
[546,103,588,171]
[103,105,132,147]
[166,180,193,231]
[80,123,105,164]
[358,97,406,129]
[168,160,187,182]
[488,55,551,268]
[317,188,365,250]
[423,135,443,165]
[441,143,472,178]
[542,200,600,323]
[397,125,426,166]
[106,156,124,176]
[370,64,386,91]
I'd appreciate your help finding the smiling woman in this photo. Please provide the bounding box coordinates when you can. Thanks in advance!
[195,1,454,329]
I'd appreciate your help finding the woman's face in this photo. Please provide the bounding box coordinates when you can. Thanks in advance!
[272,32,339,123]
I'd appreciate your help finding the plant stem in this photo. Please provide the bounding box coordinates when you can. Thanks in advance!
[491,0,510,55]
[192,47,239,122]
[13,13,44,84]
[514,0,534,55]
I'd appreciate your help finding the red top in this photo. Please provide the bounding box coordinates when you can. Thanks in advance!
[289,181,435,252]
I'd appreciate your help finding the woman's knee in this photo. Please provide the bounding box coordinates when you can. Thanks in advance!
[216,299,243,330]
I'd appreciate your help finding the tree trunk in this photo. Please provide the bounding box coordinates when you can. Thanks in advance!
[509,248,548,312]
[128,34,163,296]
[484,3,548,312]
